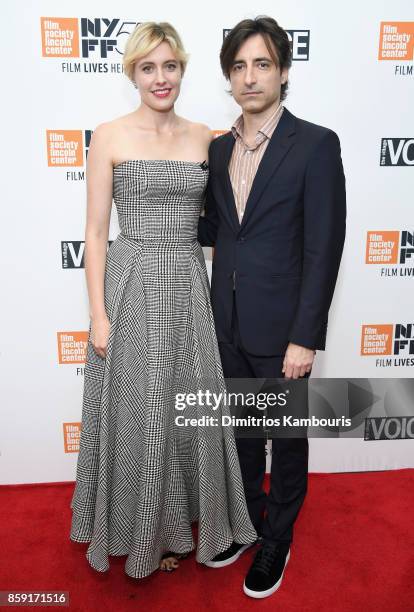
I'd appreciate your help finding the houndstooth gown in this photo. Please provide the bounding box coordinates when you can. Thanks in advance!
[70,159,257,579]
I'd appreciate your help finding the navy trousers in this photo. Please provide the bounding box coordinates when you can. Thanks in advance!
[218,293,309,545]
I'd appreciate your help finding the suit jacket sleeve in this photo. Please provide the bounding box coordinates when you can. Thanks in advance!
[197,139,219,247]
[288,130,346,350]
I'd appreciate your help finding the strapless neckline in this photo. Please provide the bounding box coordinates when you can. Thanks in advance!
[113,159,208,170]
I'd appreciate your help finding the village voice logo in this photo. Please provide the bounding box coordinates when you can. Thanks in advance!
[365,416,414,440]
[62,241,85,268]
[46,130,92,181]
[61,240,113,268]
[361,324,414,368]
[365,231,414,277]
[41,17,138,74]
[378,22,414,76]
[223,28,310,60]
[380,138,414,166]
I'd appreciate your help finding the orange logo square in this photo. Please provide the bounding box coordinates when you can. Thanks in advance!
[361,325,393,356]
[378,22,414,60]
[365,231,399,264]
[63,422,81,453]
[41,17,79,58]
[212,130,229,138]
[57,331,89,364]
[46,130,84,167]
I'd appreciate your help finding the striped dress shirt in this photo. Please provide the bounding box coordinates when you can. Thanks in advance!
[229,103,284,223]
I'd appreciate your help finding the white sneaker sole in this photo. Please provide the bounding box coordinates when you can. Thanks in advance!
[243,549,291,599]
[204,542,256,568]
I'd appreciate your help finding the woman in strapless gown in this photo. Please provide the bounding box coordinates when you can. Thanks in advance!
[69,22,257,579]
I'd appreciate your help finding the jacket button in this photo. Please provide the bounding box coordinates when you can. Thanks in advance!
[238,236,245,242]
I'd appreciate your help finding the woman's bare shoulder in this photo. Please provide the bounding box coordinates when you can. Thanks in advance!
[179,118,213,143]
[92,113,137,138]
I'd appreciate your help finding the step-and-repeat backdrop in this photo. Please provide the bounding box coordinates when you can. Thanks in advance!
[2,1,413,484]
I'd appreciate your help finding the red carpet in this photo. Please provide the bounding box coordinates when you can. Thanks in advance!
[0,470,413,612]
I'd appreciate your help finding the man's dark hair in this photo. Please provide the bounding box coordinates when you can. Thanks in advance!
[220,16,292,100]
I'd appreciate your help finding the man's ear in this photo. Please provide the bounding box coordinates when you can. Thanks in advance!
[281,68,289,84]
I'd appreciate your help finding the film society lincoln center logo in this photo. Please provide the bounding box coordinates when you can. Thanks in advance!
[46,129,92,181]
[40,17,138,73]
[63,423,81,453]
[361,324,414,368]
[57,331,88,375]
[365,231,414,276]
[378,21,414,76]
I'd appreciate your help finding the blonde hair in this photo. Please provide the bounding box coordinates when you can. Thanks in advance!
[123,22,189,83]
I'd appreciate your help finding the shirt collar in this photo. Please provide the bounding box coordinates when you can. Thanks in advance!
[231,103,284,143]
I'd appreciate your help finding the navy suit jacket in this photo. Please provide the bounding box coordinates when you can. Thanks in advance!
[198,107,346,356]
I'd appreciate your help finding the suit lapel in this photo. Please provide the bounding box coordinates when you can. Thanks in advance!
[239,108,296,231]
[217,133,240,231]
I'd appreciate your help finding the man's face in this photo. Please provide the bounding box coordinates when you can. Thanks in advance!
[229,33,288,114]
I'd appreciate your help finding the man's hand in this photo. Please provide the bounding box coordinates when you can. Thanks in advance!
[282,343,315,379]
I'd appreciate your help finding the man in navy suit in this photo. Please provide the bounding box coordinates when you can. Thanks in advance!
[198,17,346,599]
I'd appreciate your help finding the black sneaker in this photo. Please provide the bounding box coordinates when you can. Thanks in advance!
[243,543,290,598]
[204,541,256,568]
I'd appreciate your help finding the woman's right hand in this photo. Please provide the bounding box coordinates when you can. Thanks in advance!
[90,315,111,359]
